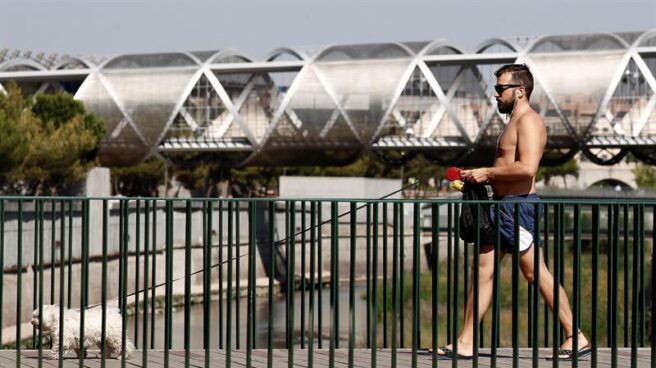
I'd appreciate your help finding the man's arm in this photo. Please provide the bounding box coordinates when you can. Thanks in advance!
[462,115,544,183]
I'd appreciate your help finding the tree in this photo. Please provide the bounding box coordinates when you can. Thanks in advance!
[173,164,207,195]
[0,85,30,188]
[0,83,105,194]
[632,164,656,190]
[402,154,446,191]
[111,156,166,196]
[168,153,222,197]
[228,165,282,197]
[31,92,105,162]
[17,116,98,194]
[163,151,444,198]
[537,158,580,188]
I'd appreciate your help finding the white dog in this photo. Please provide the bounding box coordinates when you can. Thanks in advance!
[31,304,134,359]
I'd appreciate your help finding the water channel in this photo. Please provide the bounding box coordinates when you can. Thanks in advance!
[126,283,370,349]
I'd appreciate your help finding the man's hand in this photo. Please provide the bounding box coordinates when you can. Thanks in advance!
[460,168,492,184]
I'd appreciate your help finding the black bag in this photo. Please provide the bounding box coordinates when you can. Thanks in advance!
[459,183,495,244]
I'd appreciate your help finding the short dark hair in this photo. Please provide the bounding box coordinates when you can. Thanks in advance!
[494,64,534,100]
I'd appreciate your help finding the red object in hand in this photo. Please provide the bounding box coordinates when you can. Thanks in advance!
[446,167,461,181]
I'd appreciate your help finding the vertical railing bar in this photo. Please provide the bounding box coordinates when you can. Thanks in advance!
[247,201,256,368]
[464,218,469,348]
[301,201,307,350]
[142,200,150,368]
[118,201,124,312]
[101,200,108,368]
[67,199,72,309]
[512,202,520,368]
[348,202,356,368]
[184,201,192,368]
[559,203,566,366]
[226,201,233,366]
[543,203,550,348]
[591,204,599,367]
[639,204,645,347]
[610,204,620,367]
[572,204,581,368]
[150,200,157,350]
[528,261,533,348]
[308,201,316,368]
[447,203,453,346]
[607,204,613,349]
[558,202,565,343]
[372,203,379,366]
[623,204,629,348]
[366,204,371,349]
[532,201,541,366]
[251,200,258,356]
[32,200,39,350]
[491,200,501,365]
[218,200,224,350]
[452,203,460,368]
[400,202,405,349]
[37,201,43,367]
[16,199,23,368]
[0,200,4,350]
[120,200,127,368]
[203,201,212,368]
[288,201,296,368]
[431,203,439,368]
[412,202,420,368]
[333,201,339,349]
[392,202,399,368]
[267,201,274,368]
[318,203,323,349]
[81,200,90,367]
[58,200,65,368]
[630,204,639,368]
[235,202,241,350]
[329,201,337,368]
[285,201,290,351]
[473,202,480,366]
[50,200,55,306]
[248,202,259,358]
[134,200,141,349]
[117,200,126,354]
[164,200,173,368]
[383,202,389,349]
[651,204,656,368]
[552,203,561,368]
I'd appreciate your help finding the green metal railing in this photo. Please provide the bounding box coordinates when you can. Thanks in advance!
[0,197,654,367]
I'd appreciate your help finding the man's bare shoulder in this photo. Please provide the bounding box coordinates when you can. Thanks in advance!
[515,109,544,130]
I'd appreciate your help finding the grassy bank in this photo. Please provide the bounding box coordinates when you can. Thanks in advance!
[373,241,654,348]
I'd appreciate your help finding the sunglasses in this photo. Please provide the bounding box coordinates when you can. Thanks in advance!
[494,84,523,94]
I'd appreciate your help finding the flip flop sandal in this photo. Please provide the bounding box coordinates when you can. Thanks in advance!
[427,346,473,360]
[546,344,592,361]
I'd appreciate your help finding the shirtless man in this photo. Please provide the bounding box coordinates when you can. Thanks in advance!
[435,64,590,361]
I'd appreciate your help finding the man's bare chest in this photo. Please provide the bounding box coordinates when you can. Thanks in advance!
[496,124,517,158]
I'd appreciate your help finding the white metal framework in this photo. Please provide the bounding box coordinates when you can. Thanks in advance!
[1,30,656,166]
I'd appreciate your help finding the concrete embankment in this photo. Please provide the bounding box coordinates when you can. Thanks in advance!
[1,227,448,345]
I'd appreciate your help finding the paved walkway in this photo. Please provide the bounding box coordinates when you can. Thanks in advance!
[0,348,651,367]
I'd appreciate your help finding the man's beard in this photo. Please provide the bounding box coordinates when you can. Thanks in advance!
[497,96,516,114]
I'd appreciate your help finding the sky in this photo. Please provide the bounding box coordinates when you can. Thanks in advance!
[0,0,655,60]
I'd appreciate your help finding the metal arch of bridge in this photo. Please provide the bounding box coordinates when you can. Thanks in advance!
[2,31,656,167]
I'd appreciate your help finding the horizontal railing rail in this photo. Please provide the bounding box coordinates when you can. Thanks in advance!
[0,197,652,368]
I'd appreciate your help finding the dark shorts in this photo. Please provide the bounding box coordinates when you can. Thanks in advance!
[488,193,543,253]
